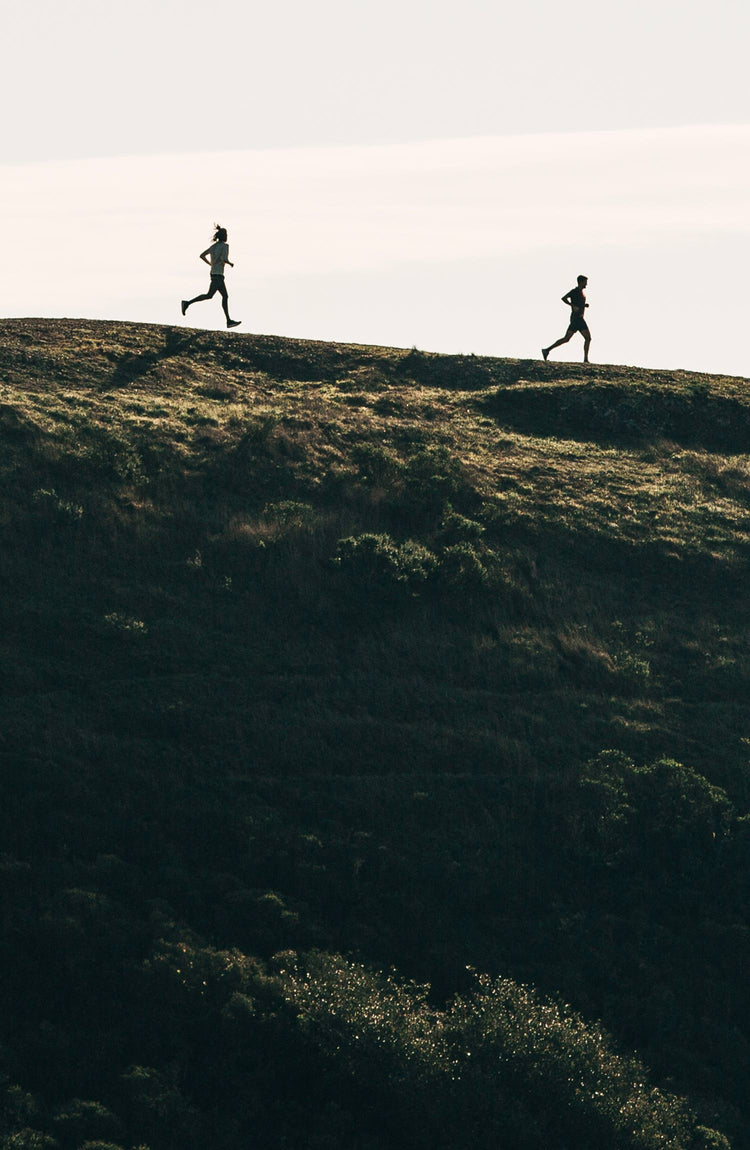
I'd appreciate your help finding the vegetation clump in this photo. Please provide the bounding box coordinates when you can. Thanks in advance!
[333,532,438,598]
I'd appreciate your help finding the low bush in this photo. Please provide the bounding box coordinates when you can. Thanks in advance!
[437,542,491,591]
[332,532,437,598]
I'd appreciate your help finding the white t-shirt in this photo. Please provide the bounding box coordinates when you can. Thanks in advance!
[208,240,229,275]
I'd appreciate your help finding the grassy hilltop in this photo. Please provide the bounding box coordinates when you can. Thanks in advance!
[1,317,749,1149]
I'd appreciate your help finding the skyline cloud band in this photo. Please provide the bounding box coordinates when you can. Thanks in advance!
[3,125,750,279]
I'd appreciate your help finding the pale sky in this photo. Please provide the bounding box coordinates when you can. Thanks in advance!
[2,0,750,376]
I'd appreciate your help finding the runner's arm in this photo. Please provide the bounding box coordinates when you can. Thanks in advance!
[199,247,212,265]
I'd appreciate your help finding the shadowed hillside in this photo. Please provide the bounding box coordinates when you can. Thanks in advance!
[1,317,748,1149]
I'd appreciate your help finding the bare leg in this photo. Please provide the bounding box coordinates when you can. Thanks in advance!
[216,278,241,327]
[183,280,219,312]
[184,291,213,308]
[583,334,591,363]
[542,331,573,360]
[217,279,232,323]
[182,278,239,326]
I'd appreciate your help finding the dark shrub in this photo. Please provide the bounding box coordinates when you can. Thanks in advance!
[435,511,485,546]
[399,446,478,522]
[332,533,437,597]
[437,543,491,592]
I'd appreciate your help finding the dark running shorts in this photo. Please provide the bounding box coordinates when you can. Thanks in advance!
[208,274,228,298]
[567,313,590,337]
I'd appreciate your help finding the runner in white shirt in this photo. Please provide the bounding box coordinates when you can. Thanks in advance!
[181,225,241,329]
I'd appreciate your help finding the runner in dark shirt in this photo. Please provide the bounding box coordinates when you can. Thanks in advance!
[542,275,591,363]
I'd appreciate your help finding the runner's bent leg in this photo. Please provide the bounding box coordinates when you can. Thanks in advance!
[186,280,219,308]
[543,329,574,357]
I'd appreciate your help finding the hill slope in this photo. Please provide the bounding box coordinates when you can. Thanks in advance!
[1,318,748,1149]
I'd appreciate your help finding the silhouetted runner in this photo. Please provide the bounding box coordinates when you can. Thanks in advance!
[542,275,591,363]
[181,225,241,329]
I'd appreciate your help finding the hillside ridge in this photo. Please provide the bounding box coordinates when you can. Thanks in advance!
[0,315,748,1150]
[4,314,748,384]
